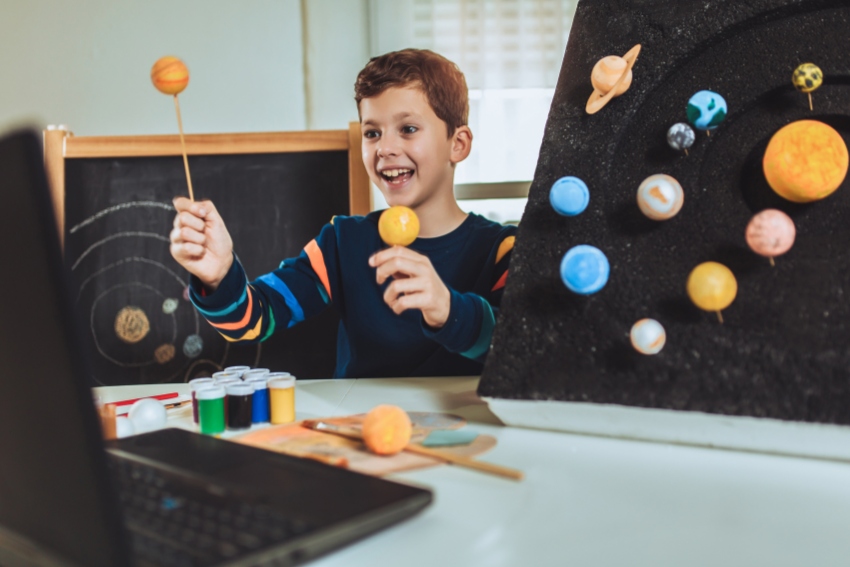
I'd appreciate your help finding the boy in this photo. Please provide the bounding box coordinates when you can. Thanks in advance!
[170,49,517,378]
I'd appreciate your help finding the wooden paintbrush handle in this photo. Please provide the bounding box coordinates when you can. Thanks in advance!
[404,443,524,481]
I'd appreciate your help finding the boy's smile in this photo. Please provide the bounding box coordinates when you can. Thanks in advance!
[359,86,471,218]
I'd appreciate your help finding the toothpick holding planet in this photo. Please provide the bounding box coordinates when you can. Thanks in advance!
[151,56,194,201]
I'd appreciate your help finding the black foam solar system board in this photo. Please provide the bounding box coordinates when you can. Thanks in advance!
[478,0,850,425]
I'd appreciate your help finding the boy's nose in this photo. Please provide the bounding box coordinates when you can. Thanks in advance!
[376,138,400,159]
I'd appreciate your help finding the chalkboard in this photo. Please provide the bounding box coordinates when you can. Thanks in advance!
[46,128,369,386]
[480,0,850,426]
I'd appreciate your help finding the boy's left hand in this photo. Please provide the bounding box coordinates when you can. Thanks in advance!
[369,246,451,328]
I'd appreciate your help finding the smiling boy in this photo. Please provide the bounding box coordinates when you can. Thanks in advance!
[170,49,517,377]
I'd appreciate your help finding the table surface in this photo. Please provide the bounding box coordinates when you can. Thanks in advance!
[95,377,850,567]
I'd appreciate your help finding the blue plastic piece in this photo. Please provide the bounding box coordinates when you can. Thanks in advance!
[549,176,590,217]
[560,245,610,295]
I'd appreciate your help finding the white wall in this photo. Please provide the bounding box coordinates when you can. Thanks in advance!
[0,0,308,136]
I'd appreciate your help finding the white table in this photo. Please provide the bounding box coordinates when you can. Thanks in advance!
[95,378,850,567]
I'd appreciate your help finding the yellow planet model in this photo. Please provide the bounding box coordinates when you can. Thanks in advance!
[687,262,737,316]
[151,56,190,95]
[762,120,848,203]
[378,206,420,246]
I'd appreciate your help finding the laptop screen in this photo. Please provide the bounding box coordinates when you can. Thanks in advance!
[0,130,129,566]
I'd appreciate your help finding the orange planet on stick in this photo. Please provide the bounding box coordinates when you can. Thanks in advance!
[151,56,189,95]
[378,206,420,246]
[762,120,848,203]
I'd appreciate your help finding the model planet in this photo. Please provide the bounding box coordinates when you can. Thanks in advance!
[151,56,189,95]
[686,262,737,313]
[667,123,695,153]
[378,206,420,246]
[745,209,796,259]
[585,44,641,114]
[686,90,727,131]
[630,319,666,355]
[549,176,590,217]
[763,120,848,203]
[792,63,823,93]
[560,245,609,295]
[636,174,684,221]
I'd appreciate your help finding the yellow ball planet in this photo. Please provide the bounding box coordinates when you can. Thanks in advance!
[378,206,420,246]
[762,120,848,203]
[151,56,190,95]
[686,262,737,312]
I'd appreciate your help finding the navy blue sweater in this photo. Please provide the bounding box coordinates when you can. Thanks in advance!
[190,211,516,378]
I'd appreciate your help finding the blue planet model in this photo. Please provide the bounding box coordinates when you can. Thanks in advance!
[686,90,727,131]
[549,176,589,216]
[560,245,610,295]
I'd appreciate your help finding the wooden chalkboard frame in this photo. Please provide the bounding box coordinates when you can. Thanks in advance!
[42,123,370,244]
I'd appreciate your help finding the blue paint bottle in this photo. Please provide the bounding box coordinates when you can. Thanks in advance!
[246,377,270,424]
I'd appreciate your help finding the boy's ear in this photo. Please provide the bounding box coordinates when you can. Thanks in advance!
[450,125,473,165]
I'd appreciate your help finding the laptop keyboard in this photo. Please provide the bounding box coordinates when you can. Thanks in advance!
[109,455,311,567]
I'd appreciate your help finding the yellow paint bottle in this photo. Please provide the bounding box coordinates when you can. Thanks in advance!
[268,374,296,424]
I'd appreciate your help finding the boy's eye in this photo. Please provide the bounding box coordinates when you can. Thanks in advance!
[401,125,418,135]
[363,130,380,139]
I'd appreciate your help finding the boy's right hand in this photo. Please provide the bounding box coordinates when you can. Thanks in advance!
[169,197,234,291]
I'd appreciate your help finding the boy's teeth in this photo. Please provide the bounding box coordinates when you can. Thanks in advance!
[383,169,410,178]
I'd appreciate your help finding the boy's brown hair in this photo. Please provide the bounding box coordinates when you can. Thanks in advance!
[354,48,469,137]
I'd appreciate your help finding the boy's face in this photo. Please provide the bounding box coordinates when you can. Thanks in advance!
[359,86,470,211]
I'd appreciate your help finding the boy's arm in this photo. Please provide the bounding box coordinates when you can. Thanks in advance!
[190,223,339,343]
[373,230,516,362]
[421,233,514,362]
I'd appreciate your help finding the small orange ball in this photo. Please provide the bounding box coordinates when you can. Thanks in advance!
[378,206,420,246]
[151,56,190,95]
[762,120,848,203]
[361,405,412,456]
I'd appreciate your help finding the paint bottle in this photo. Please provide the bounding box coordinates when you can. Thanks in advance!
[212,371,242,384]
[188,377,214,424]
[268,375,296,424]
[246,376,270,424]
[224,365,251,378]
[242,368,270,382]
[196,385,226,435]
[225,383,254,431]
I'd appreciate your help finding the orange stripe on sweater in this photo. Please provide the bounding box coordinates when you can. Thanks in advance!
[304,239,332,300]
[209,286,254,330]
[491,270,508,292]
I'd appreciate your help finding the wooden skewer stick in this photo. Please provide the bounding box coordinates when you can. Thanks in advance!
[769,257,775,267]
[716,310,724,324]
[173,94,195,201]
[303,420,524,481]
[808,92,813,112]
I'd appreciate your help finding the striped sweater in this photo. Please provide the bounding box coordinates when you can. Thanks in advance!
[189,211,517,378]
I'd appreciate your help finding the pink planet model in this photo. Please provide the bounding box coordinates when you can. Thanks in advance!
[745,209,796,260]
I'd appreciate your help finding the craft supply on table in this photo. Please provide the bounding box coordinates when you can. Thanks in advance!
[197,385,226,435]
[235,411,499,477]
[378,205,420,246]
[242,368,270,381]
[549,176,590,217]
[630,319,666,355]
[362,405,413,455]
[226,382,254,431]
[107,391,179,407]
[560,245,610,295]
[189,377,214,424]
[269,375,296,424]
[585,44,641,114]
[745,209,796,266]
[636,174,684,221]
[128,398,168,434]
[224,365,251,378]
[421,429,479,447]
[246,376,271,424]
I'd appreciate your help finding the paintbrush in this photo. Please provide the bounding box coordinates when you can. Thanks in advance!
[301,419,523,481]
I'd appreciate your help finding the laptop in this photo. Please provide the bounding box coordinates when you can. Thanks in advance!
[0,129,432,567]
